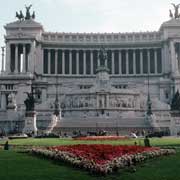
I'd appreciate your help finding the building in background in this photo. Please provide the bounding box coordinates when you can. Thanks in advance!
[1,5,180,135]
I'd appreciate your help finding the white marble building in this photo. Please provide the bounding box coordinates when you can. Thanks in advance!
[1,6,180,135]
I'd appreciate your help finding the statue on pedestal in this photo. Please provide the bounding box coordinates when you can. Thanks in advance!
[24,92,35,111]
[169,3,180,19]
[23,89,37,135]
[25,4,32,20]
[15,4,35,21]
[98,47,107,67]
[16,10,24,21]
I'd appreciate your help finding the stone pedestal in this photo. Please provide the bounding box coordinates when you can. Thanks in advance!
[23,111,37,135]
[145,114,153,126]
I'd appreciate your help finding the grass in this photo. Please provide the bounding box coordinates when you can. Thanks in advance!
[1,149,180,180]
[1,137,180,180]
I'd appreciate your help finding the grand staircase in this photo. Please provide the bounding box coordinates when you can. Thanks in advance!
[53,114,152,135]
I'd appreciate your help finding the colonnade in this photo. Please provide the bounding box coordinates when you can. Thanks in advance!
[6,43,31,73]
[43,48,162,75]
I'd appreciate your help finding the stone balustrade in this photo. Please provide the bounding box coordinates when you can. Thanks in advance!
[42,32,161,43]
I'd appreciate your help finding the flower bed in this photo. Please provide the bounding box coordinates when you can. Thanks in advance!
[30,144,176,175]
[73,136,129,141]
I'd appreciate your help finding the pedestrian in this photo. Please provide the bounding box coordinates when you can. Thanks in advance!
[4,141,9,150]
[144,136,150,147]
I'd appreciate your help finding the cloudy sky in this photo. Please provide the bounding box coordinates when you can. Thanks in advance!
[0,0,179,52]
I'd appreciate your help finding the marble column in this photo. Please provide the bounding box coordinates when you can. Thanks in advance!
[90,50,93,75]
[1,47,5,73]
[22,44,26,73]
[48,49,51,74]
[119,50,122,74]
[147,49,150,74]
[140,49,143,74]
[170,41,179,75]
[1,93,6,110]
[5,43,11,73]
[111,50,115,74]
[28,41,36,73]
[154,49,158,74]
[42,48,45,74]
[26,44,29,72]
[163,42,170,74]
[105,54,108,67]
[76,50,79,74]
[15,44,18,73]
[102,96,105,108]
[62,50,65,75]
[55,49,58,74]
[126,49,129,74]
[98,50,100,67]
[69,50,72,75]
[133,49,136,74]
[161,47,164,74]
[83,50,86,75]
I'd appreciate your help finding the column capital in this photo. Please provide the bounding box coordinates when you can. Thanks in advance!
[89,49,94,52]
[82,49,87,52]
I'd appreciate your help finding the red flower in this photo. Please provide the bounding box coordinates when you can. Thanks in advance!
[48,144,159,165]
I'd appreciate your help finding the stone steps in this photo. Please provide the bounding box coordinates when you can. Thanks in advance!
[56,117,148,128]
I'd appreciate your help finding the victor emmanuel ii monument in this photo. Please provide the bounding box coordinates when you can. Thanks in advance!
[1,4,180,135]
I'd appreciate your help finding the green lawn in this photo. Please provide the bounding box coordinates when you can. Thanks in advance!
[0,149,180,180]
[1,137,180,180]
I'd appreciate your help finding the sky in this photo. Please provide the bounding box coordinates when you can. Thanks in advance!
[0,0,179,59]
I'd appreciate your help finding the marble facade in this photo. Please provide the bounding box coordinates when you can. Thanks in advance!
[1,10,180,135]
